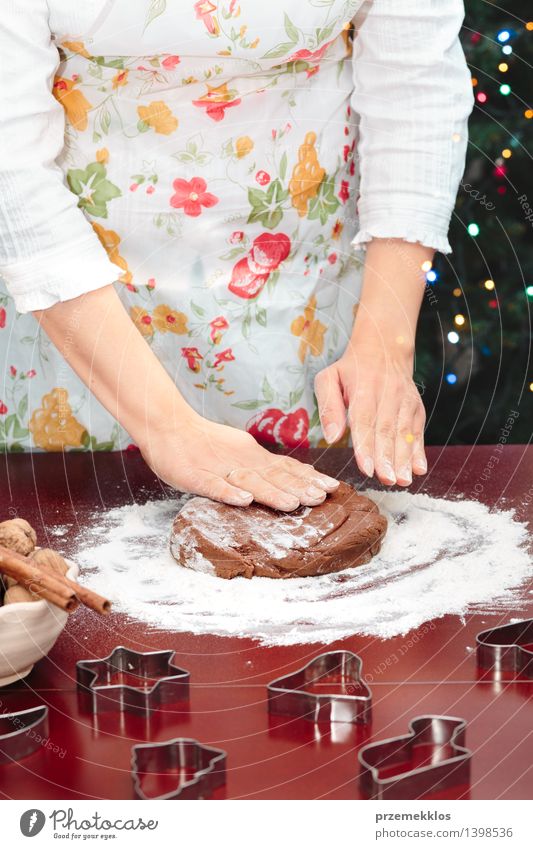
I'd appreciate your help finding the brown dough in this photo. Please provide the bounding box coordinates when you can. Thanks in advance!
[170,481,387,580]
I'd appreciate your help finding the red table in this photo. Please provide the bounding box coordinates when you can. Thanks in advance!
[0,446,531,800]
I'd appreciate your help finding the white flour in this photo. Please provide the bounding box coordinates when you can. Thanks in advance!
[73,490,532,645]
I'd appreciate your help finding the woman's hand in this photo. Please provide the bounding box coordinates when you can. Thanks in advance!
[315,237,433,487]
[35,285,338,512]
[141,413,339,510]
[315,342,426,486]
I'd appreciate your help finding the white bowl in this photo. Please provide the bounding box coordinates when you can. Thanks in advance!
[0,560,79,687]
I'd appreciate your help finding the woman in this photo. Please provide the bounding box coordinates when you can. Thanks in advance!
[0,0,474,510]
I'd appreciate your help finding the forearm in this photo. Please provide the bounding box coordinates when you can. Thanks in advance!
[350,238,435,360]
[33,285,195,448]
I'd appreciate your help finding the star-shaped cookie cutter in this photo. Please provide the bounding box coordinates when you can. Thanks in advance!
[0,705,49,765]
[131,737,227,800]
[476,618,533,679]
[76,646,190,714]
[267,650,372,724]
[358,715,471,800]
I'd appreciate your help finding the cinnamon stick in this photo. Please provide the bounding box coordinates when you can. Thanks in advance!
[33,550,111,616]
[0,546,78,613]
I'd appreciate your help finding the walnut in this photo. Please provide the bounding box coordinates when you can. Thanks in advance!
[31,548,69,577]
[0,518,37,555]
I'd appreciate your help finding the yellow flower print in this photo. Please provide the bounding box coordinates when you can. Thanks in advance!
[235,136,254,158]
[53,76,92,131]
[92,223,132,285]
[61,40,91,58]
[130,307,154,338]
[290,295,327,363]
[152,305,189,334]
[29,388,87,451]
[289,131,325,218]
[137,101,178,135]
[112,70,129,89]
[96,148,109,164]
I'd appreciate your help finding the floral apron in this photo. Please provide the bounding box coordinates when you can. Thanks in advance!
[0,0,367,453]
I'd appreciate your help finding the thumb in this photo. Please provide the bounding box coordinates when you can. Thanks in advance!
[314,365,346,444]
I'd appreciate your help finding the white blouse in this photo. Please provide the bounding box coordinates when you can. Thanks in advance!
[0,0,474,314]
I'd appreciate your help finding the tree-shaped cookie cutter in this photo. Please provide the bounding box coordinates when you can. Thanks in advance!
[0,705,49,765]
[76,646,190,713]
[358,715,471,800]
[476,618,533,678]
[131,737,227,800]
[267,650,372,724]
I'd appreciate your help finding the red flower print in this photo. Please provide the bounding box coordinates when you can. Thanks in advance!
[0,402,7,415]
[230,230,244,244]
[170,177,219,217]
[288,40,333,66]
[162,55,180,70]
[247,407,309,450]
[26,369,36,378]
[343,144,351,163]
[126,443,140,452]
[213,348,235,368]
[255,170,270,186]
[192,83,241,122]
[10,366,16,377]
[228,257,269,300]
[194,1,218,34]
[327,253,337,265]
[249,232,291,271]
[181,347,203,372]
[339,180,350,203]
[147,278,156,289]
[209,316,229,344]
[0,308,6,329]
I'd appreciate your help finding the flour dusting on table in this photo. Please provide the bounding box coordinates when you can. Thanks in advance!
[72,490,532,645]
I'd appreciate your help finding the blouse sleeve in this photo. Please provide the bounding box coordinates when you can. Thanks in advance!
[350,0,475,255]
[0,0,122,314]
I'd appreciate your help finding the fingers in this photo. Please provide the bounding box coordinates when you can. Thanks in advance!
[263,466,327,506]
[411,405,427,476]
[195,471,254,507]
[222,468,300,512]
[393,394,420,485]
[349,388,376,479]
[315,366,346,444]
[279,456,340,492]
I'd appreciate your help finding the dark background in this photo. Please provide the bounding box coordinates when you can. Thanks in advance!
[418,1,532,445]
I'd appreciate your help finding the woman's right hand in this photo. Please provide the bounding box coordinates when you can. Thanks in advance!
[140,412,339,511]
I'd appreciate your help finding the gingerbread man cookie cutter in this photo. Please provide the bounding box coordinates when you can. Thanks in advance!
[76,646,190,713]
[476,618,533,679]
[267,650,372,724]
[0,705,49,765]
[358,715,471,800]
[131,738,227,800]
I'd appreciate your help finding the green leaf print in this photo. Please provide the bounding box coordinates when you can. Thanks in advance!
[232,399,262,411]
[262,42,299,60]
[144,0,166,31]
[190,302,206,318]
[247,179,288,230]
[67,162,122,219]
[284,13,299,43]
[307,175,340,225]
[262,376,274,403]
[279,151,288,181]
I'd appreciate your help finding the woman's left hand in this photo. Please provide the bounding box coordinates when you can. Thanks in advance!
[315,341,427,487]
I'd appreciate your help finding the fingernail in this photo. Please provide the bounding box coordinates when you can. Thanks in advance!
[382,462,396,483]
[398,466,412,484]
[276,494,300,511]
[361,456,374,477]
[313,474,339,490]
[324,423,339,444]
[228,490,253,505]
[417,457,428,473]
[306,485,325,499]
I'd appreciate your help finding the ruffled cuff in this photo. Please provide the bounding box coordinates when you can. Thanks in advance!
[350,200,454,256]
[1,234,123,313]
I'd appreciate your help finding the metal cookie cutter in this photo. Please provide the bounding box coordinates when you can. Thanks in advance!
[476,618,533,679]
[76,646,190,713]
[358,715,471,800]
[0,705,49,765]
[132,738,227,800]
[267,650,372,724]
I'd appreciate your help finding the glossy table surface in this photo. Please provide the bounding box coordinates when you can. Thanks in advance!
[0,446,531,800]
